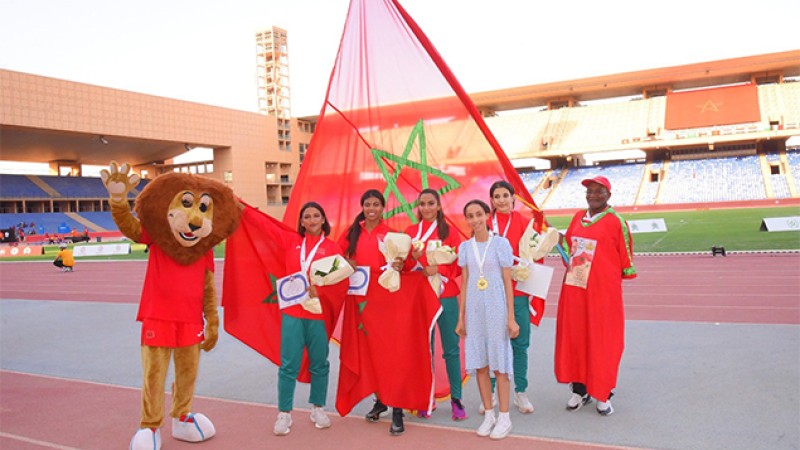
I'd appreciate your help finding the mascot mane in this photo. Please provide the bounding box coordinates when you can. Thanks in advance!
[134,173,241,265]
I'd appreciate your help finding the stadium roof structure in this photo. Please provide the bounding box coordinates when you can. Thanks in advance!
[470,50,800,113]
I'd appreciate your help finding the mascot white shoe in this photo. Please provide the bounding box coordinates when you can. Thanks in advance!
[129,428,161,450]
[172,412,216,442]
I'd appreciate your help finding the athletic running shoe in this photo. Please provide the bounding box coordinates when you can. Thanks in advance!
[566,393,592,411]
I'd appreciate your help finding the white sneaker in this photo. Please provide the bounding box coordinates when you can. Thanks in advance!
[310,406,331,429]
[478,392,497,415]
[172,413,215,442]
[489,414,512,440]
[566,393,592,411]
[476,412,496,437]
[273,411,292,436]
[597,400,614,416]
[130,428,161,450]
[513,391,534,414]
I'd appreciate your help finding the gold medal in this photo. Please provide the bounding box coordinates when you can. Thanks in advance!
[477,277,489,290]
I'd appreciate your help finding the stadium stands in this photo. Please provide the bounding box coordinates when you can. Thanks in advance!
[0,213,85,235]
[34,175,109,198]
[544,163,645,209]
[0,175,49,199]
[788,149,800,186]
[78,212,118,232]
[659,155,765,204]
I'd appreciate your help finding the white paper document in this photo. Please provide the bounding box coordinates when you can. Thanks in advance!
[348,266,370,296]
[515,262,555,298]
[277,271,310,309]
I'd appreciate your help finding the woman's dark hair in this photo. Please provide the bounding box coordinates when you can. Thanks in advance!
[489,180,515,212]
[345,189,386,258]
[463,199,492,234]
[463,199,491,216]
[297,201,331,237]
[415,188,449,240]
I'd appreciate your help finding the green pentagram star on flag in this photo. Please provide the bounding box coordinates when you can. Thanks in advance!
[371,119,460,223]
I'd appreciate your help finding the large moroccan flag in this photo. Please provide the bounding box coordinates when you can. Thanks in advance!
[282,0,543,237]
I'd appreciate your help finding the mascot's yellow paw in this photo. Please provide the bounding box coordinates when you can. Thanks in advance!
[100,161,140,203]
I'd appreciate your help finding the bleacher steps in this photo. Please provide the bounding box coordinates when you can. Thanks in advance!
[634,162,650,205]
[759,153,775,199]
[530,170,552,198]
[26,175,61,197]
[64,212,108,232]
[542,168,568,208]
[654,160,670,204]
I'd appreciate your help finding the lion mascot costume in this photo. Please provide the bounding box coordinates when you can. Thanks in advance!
[100,162,241,450]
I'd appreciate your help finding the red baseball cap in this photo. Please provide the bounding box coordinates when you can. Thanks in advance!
[581,175,612,193]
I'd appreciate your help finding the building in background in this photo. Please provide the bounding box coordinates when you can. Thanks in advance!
[256,26,291,119]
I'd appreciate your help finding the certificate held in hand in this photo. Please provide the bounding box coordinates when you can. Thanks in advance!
[277,271,310,309]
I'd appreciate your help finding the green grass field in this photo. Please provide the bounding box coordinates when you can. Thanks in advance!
[2,206,798,262]
[545,206,800,253]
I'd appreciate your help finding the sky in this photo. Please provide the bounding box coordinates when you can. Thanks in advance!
[2,0,798,120]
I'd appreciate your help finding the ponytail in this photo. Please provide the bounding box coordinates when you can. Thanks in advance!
[345,211,366,258]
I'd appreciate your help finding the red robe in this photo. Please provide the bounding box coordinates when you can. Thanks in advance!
[554,207,636,401]
[335,221,441,416]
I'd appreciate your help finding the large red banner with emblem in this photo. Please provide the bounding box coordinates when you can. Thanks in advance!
[664,83,760,130]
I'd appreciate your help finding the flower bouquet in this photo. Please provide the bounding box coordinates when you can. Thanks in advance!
[378,232,411,292]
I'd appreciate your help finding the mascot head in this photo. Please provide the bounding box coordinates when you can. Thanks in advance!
[135,173,241,265]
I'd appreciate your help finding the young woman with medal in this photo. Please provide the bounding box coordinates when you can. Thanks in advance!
[455,199,519,440]
[273,202,348,436]
[403,189,466,421]
[486,180,535,414]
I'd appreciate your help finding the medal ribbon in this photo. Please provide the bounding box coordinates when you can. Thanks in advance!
[491,213,511,238]
[414,219,438,242]
[300,236,325,275]
[470,235,493,281]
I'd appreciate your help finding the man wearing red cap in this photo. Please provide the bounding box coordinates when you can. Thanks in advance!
[554,175,636,416]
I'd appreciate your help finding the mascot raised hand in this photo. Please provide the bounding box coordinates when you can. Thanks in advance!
[101,162,241,450]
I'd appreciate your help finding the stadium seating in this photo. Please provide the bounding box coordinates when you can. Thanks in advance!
[788,149,800,186]
[36,175,109,198]
[544,163,644,209]
[770,174,791,199]
[659,155,765,204]
[78,212,118,231]
[0,174,49,199]
[0,213,85,235]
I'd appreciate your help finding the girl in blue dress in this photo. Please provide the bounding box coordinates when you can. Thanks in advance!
[455,199,519,440]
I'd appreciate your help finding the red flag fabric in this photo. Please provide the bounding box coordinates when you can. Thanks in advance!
[222,204,346,383]
[282,0,543,238]
[335,271,441,416]
[664,83,760,130]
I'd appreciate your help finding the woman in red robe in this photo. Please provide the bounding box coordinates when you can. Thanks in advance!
[335,189,440,436]
[555,176,637,416]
